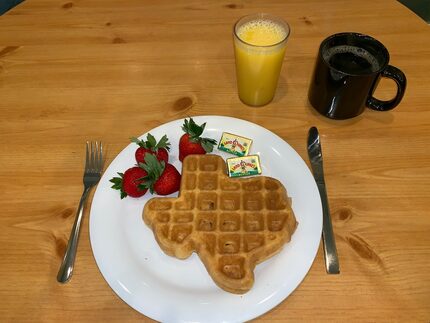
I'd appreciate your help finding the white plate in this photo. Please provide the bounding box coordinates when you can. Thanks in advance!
[89,116,322,323]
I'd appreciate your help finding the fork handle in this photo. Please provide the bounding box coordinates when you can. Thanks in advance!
[57,186,91,283]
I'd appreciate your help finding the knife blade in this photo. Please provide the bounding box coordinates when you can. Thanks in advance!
[307,126,340,274]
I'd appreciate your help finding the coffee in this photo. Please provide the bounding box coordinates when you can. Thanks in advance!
[323,45,380,75]
[308,32,407,119]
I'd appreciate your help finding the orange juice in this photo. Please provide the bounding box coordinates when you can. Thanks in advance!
[234,14,290,106]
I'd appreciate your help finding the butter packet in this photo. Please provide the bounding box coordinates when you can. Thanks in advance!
[226,155,262,178]
[218,132,252,157]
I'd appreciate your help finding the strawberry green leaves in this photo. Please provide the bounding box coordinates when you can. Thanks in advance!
[131,133,171,151]
[181,118,217,153]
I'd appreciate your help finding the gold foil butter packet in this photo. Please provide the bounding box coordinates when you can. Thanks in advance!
[226,155,262,178]
[218,132,252,157]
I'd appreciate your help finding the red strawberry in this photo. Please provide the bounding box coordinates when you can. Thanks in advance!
[110,167,148,199]
[140,154,181,196]
[154,163,181,195]
[179,118,217,161]
[131,133,170,164]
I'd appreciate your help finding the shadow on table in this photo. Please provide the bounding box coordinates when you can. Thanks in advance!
[272,75,288,104]
[398,0,430,23]
[1,0,24,15]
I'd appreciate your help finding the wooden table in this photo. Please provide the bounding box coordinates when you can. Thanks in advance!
[1,0,429,321]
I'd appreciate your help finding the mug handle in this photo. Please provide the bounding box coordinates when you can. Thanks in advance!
[367,65,407,111]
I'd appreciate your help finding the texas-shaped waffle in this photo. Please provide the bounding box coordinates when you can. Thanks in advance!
[143,154,297,294]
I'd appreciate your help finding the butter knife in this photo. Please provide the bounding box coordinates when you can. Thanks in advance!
[307,127,340,274]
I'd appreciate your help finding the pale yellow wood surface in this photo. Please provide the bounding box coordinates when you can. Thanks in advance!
[1,0,429,322]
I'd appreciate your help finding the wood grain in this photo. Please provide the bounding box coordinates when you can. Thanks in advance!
[0,0,429,322]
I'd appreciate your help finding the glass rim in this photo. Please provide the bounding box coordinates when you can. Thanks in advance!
[233,13,291,48]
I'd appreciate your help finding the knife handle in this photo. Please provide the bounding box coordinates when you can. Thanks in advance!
[317,182,340,274]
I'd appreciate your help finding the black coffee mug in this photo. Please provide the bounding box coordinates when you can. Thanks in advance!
[308,32,407,120]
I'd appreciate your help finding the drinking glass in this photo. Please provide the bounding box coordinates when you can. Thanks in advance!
[233,13,290,107]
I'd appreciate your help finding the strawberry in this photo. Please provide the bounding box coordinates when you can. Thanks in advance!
[179,118,217,161]
[140,154,181,196]
[131,133,170,164]
[110,167,148,199]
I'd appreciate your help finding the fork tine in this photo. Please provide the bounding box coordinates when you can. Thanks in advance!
[95,141,100,173]
[91,141,96,172]
[98,142,103,173]
[85,141,90,171]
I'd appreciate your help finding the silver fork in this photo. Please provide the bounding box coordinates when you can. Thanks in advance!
[57,141,103,283]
